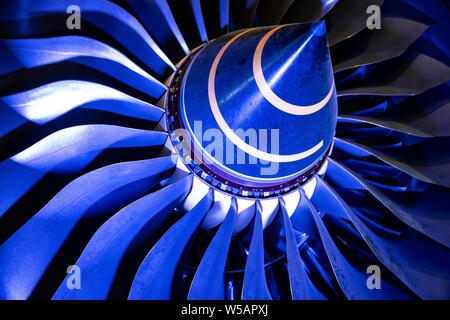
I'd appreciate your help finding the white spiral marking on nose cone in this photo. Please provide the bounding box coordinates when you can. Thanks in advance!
[253,25,334,115]
[208,29,323,163]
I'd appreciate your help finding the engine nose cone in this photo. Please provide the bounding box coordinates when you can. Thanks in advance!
[167,22,337,198]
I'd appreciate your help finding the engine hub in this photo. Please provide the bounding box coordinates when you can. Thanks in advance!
[166,22,337,199]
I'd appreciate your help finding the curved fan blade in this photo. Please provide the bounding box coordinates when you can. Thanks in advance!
[188,197,237,300]
[326,0,384,46]
[0,126,167,219]
[318,177,450,299]
[200,0,229,39]
[0,0,174,77]
[282,0,339,23]
[326,158,450,247]
[280,198,326,300]
[128,189,213,299]
[166,0,208,47]
[308,192,412,299]
[337,54,450,96]
[332,17,428,72]
[0,157,176,299]
[289,191,321,241]
[256,0,294,26]
[52,175,192,300]
[229,0,259,30]
[123,0,190,61]
[338,84,450,137]
[0,36,166,98]
[242,202,272,300]
[333,137,450,188]
[0,80,163,126]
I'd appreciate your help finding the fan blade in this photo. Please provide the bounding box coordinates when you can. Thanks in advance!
[0,0,174,77]
[242,202,272,300]
[167,0,208,48]
[319,177,450,299]
[280,198,326,300]
[338,101,450,137]
[0,37,166,99]
[308,195,412,299]
[327,158,450,247]
[201,191,232,230]
[337,54,450,96]
[188,197,237,300]
[200,0,229,39]
[0,125,167,219]
[0,157,176,299]
[333,17,428,72]
[256,0,294,26]
[128,189,213,299]
[341,158,399,179]
[338,84,450,137]
[52,175,192,300]
[310,177,351,221]
[282,0,339,23]
[124,0,190,62]
[333,137,450,188]
[229,0,259,30]
[326,0,384,46]
[400,0,450,26]
[0,80,164,126]
[289,191,321,240]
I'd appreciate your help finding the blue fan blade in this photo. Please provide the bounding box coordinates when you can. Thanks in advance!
[0,37,166,99]
[319,177,450,299]
[189,0,209,42]
[327,159,450,247]
[424,24,450,59]
[308,197,412,299]
[333,137,372,157]
[125,0,190,60]
[0,126,167,219]
[188,197,237,300]
[52,175,193,300]
[339,105,450,138]
[333,17,428,72]
[373,191,450,246]
[242,202,272,300]
[341,160,407,190]
[289,192,321,240]
[229,0,259,30]
[166,0,208,47]
[401,0,450,28]
[0,157,176,300]
[280,199,326,300]
[311,178,351,220]
[339,159,401,182]
[337,54,450,96]
[334,137,450,188]
[128,189,213,299]
[342,100,389,117]
[282,0,339,23]
[327,158,367,190]
[0,80,164,126]
[338,84,450,138]
[0,0,175,77]
[200,0,229,39]
[291,198,319,239]
[256,0,295,26]
[326,0,385,46]
[219,0,230,33]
